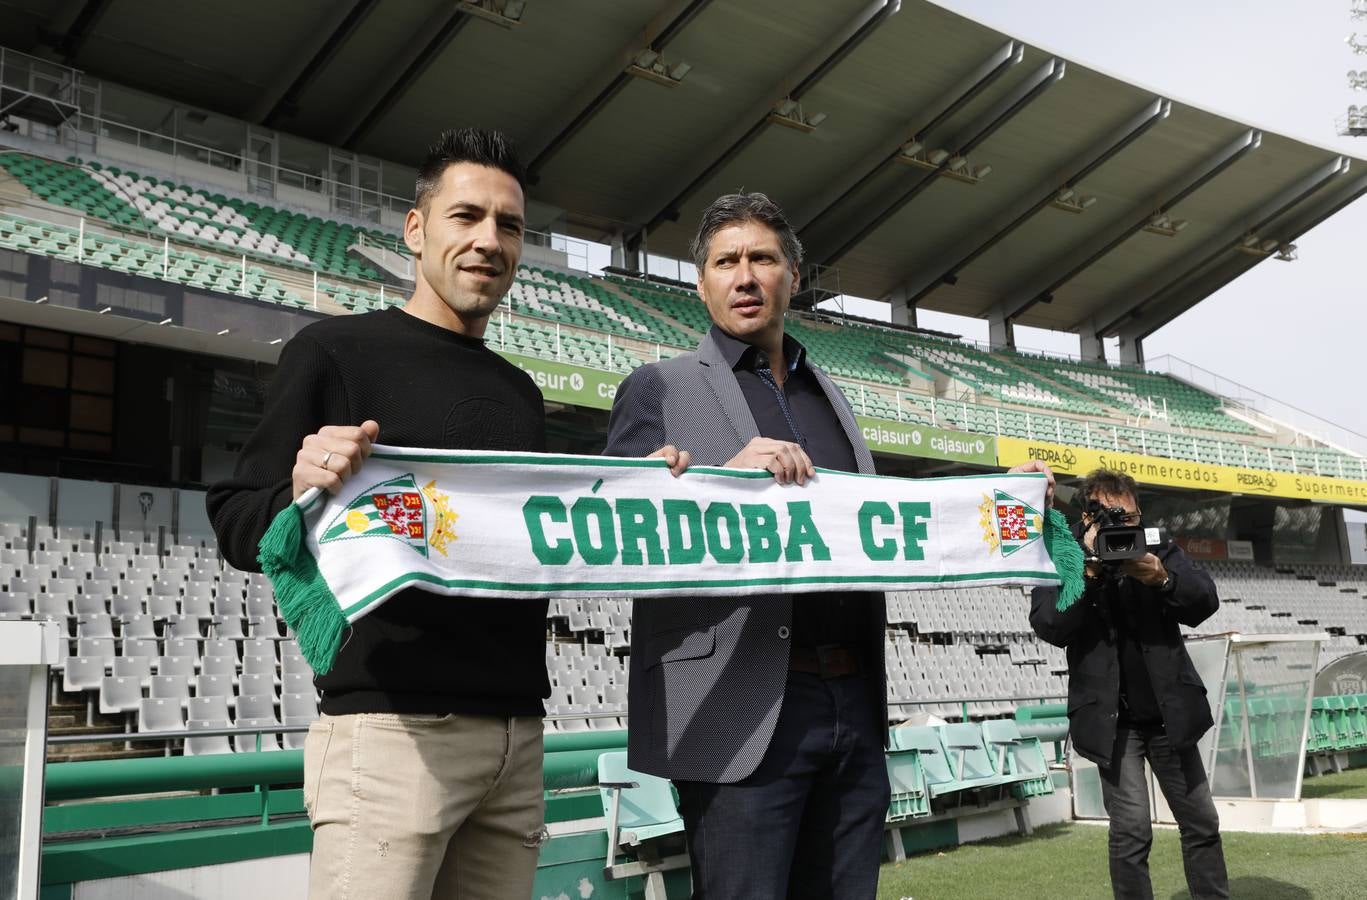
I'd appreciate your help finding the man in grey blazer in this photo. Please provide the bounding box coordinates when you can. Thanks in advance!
[605,192,1053,897]
[602,192,892,899]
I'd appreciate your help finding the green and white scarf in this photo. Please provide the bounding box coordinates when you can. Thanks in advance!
[258,447,1083,673]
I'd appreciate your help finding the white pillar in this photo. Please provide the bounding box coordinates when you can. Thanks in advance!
[889,284,916,328]
[987,311,1013,351]
[1078,321,1105,363]
[1115,327,1143,368]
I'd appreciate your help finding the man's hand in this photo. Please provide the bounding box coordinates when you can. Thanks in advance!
[1078,522,1104,579]
[1122,552,1168,587]
[1007,459,1056,508]
[648,445,692,477]
[725,437,815,485]
[291,420,380,499]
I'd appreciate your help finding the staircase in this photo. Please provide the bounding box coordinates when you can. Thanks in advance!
[46,692,163,763]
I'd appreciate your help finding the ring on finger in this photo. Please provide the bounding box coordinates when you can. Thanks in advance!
[321,450,334,470]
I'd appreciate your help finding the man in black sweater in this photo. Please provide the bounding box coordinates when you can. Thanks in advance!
[208,129,549,900]
[1030,468,1228,900]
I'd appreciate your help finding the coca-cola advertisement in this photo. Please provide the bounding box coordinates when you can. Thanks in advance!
[1175,537,1227,560]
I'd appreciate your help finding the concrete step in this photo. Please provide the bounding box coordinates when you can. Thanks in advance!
[596,279,703,341]
[48,744,164,763]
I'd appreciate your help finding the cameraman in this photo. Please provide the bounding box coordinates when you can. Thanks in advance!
[1029,468,1228,900]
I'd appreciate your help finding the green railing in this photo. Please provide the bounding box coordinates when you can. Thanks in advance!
[41,729,629,891]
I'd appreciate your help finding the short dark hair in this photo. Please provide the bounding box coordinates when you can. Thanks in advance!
[1077,468,1139,505]
[688,192,803,272]
[414,128,526,211]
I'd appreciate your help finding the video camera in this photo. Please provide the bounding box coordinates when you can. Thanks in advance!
[1082,499,1168,564]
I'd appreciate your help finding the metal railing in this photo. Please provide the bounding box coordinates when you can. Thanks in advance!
[46,698,1065,756]
[43,729,630,804]
[7,104,413,224]
[1150,354,1367,459]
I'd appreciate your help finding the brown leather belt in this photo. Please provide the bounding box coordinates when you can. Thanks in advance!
[789,644,862,678]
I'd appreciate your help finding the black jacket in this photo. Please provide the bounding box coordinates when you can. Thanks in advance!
[1029,541,1219,768]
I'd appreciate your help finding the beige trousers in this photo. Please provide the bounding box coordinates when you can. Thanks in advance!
[302,713,546,900]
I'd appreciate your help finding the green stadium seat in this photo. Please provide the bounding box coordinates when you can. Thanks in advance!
[890,726,999,800]
[884,742,931,821]
[981,719,1055,799]
[597,751,689,895]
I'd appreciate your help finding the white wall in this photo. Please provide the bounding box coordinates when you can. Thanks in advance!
[1349,522,1367,565]
[0,473,49,521]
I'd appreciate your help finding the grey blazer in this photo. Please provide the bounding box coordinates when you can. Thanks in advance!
[602,331,887,783]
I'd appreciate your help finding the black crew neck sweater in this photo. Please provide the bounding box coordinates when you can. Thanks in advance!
[207,307,550,716]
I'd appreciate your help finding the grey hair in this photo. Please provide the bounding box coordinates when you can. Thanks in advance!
[688,192,804,272]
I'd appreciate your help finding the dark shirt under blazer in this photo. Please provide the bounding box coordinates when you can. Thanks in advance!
[603,328,887,783]
[708,328,875,648]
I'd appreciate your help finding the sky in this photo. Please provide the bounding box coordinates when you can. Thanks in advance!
[916,0,1367,445]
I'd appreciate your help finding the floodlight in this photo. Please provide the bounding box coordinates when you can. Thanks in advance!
[626,48,689,88]
[902,140,923,156]
[805,111,827,127]
[775,98,798,117]
[973,164,992,179]
[1170,219,1188,232]
[1056,187,1075,202]
[1079,195,1097,209]
[1259,238,1278,253]
[947,155,968,172]
[457,1,524,28]
[926,148,950,165]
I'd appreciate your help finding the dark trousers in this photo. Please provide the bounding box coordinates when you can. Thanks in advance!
[674,671,891,900]
[1099,725,1229,900]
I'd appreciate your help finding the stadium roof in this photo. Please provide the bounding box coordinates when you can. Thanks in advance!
[4,0,1365,348]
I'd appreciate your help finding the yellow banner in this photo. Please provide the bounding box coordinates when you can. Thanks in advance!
[995,437,1367,504]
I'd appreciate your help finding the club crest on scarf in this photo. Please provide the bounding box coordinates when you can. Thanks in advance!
[318,474,457,557]
[979,490,1043,557]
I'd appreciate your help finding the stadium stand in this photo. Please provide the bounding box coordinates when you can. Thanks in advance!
[0,152,390,280]
[13,496,1361,761]
[603,275,713,336]
[1009,351,1258,435]
[2,147,1362,481]
[511,267,696,347]
[0,212,303,307]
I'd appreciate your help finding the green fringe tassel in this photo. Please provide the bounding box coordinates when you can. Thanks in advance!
[1043,507,1086,612]
[257,502,347,675]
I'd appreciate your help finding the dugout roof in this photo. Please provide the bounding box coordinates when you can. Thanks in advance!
[4,0,1365,345]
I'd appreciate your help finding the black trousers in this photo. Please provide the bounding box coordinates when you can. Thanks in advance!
[674,671,891,900]
[1099,725,1229,900]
